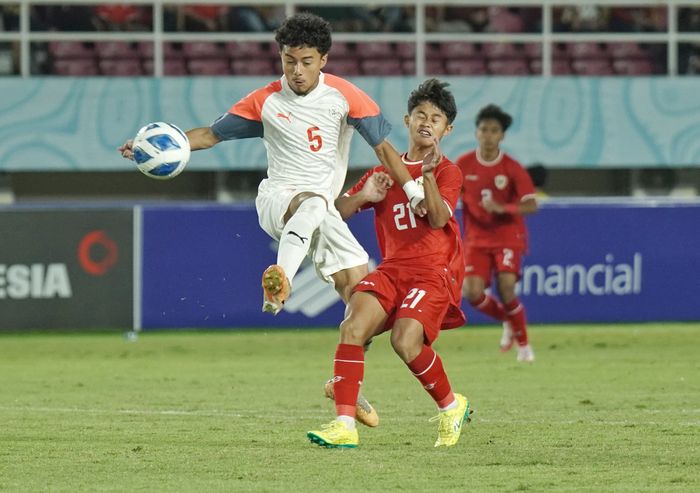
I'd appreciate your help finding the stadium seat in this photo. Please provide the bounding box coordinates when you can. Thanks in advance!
[523,43,543,58]
[324,59,361,76]
[226,41,276,58]
[437,42,479,59]
[445,59,487,75]
[488,58,530,75]
[99,59,143,76]
[482,43,521,59]
[400,59,445,75]
[138,42,154,58]
[613,58,654,75]
[395,42,415,59]
[143,58,188,76]
[182,42,227,59]
[48,41,95,59]
[330,42,355,58]
[187,59,231,75]
[530,58,574,75]
[357,42,394,59]
[567,42,608,59]
[360,58,402,75]
[52,58,99,76]
[608,42,647,59]
[231,59,276,76]
[95,42,137,59]
[572,59,615,75]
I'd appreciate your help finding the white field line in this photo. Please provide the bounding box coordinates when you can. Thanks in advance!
[0,406,698,426]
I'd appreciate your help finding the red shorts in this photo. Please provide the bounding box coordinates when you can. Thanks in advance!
[464,246,523,286]
[353,263,451,344]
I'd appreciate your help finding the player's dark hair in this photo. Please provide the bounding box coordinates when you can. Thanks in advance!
[274,13,332,55]
[407,78,457,124]
[475,104,513,131]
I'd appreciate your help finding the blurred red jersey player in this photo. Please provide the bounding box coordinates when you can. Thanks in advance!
[456,104,538,362]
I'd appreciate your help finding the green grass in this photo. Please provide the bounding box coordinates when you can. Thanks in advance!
[0,324,698,492]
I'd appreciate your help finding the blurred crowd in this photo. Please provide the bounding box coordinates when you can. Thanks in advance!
[1,4,700,76]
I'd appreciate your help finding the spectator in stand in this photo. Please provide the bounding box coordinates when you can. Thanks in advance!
[93,4,150,31]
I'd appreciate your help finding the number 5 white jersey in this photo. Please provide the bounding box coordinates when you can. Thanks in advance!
[211,72,392,201]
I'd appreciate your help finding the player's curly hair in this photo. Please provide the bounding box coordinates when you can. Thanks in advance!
[407,78,457,124]
[274,13,332,55]
[476,104,513,131]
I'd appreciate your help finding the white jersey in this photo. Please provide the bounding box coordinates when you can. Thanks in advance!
[211,73,391,200]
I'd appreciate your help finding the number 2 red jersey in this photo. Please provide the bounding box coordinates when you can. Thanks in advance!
[456,149,536,251]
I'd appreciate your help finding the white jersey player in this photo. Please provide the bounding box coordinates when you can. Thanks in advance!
[119,12,424,429]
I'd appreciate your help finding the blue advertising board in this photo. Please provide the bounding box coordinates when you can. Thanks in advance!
[140,199,700,328]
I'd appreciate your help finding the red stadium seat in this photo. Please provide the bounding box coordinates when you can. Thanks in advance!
[95,42,137,59]
[48,42,94,59]
[52,58,99,76]
[395,42,415,59]
[488,58,530,75]
[138,42,154,58]
[401,59,445,75]
[531,58,574,75]
[357,42,394,59]
[324,59,361,76]
[182,42,227,59]
[572,59,615,75]
[444,59,487,75]
[608,43,647,59]
[187,59,231,75]
[523,43,543,59]
[613,59,654,75]
[231,59,276,76]
[437,42,479,59]
[482,43,520,59]
[567,42,608,59]
[360,58,402,75]
[330,42,355,58]
[226,41,276,58]
[142,59,188,76]
[99,59,144,76]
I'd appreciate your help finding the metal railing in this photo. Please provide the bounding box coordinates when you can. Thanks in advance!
[1,0,699,76]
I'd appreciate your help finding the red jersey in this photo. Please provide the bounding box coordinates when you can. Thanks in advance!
[347,154,465,328]
[456,149,536,251]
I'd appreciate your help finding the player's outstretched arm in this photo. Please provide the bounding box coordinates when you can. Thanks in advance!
[118,126,220,161]
[373,140,426,216]
[185,127,221,151]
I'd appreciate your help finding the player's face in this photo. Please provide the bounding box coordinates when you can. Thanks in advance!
[475,119,505,153]
[404,101,453,148]
[280,45,327,96]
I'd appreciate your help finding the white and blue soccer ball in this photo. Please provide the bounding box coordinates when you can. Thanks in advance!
[131,122,190,180]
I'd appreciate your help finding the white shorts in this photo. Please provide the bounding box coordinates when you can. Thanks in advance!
[255,180,369,284]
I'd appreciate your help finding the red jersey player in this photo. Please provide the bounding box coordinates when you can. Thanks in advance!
[456,104,538,362]
[307,79,471,449]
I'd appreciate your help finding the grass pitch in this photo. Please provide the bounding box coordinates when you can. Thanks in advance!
[0,324,698,492]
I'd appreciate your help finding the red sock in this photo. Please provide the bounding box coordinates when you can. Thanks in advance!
[333,344,364,418]
[471,293,506,321]
[407,346,454,409]
[504,298,529,346]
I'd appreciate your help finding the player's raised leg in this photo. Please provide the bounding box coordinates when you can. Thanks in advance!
[262,194,327,314]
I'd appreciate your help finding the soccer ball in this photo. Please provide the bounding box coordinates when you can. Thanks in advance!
[131,122,190,180]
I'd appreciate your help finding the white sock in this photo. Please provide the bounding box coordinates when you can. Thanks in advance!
[336,415,356,430]
[277,196,326,285]
[439,398,458,412]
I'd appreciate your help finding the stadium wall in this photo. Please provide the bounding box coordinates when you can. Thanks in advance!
[1,200,697,330]
[2,77,700,170]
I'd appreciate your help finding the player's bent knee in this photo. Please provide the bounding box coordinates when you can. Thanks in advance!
[339,317,371,346]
